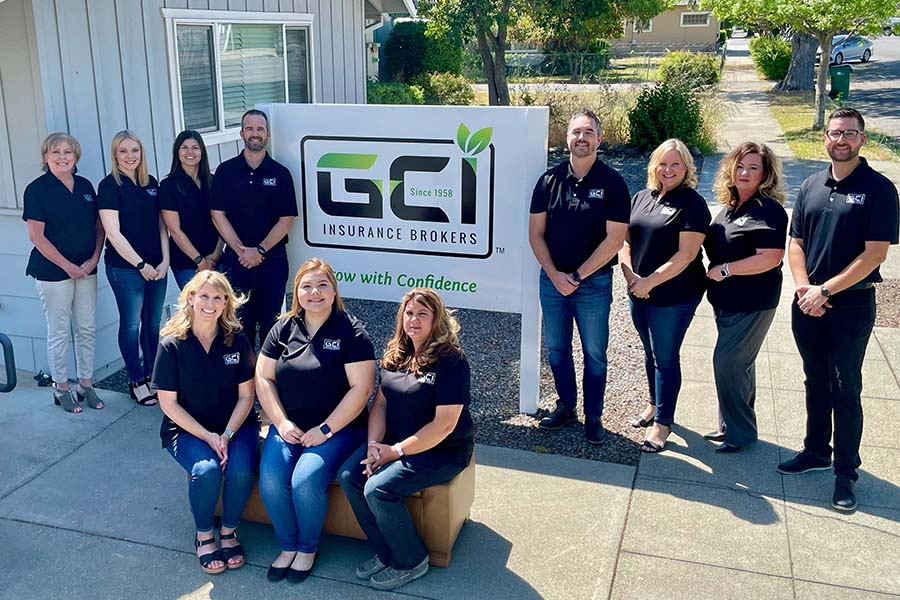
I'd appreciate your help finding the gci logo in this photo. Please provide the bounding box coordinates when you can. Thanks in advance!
[300,125,495,259]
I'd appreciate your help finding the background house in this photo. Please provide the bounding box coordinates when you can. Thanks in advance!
[0,0,413,380]
[615,2,720,52]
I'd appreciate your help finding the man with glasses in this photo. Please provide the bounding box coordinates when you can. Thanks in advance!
[778,108,899,512]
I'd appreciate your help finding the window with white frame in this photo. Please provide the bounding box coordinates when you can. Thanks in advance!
[680,12,711,27]
[633,19,653,33]
[163,10,314,142]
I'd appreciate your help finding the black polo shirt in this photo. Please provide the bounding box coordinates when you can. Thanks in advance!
[210,152,298,252]
[628,186,711,306]
[159,172,220,269]
[260,310,374,432]
[152,330,256,448]
[790,158,899,285]
[97,174,162,269]
[22,172,99,282]
[382,352,474,457]
[530,158,631,273]
[705,196,788,312]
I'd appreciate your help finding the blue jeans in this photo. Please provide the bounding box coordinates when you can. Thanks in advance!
[259,425,365,553]
[173,268,196,290]
[221,249,289,348]
[165,422,258,532]
[338,444,470,570]
[539,269,613,419]
[629,295,701,425]
[106,266,167,382]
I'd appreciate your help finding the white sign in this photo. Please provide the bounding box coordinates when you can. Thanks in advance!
[266,103,548,412]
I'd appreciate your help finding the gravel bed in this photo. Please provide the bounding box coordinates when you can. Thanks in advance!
[876,279,900,329]
[94,149,679,468]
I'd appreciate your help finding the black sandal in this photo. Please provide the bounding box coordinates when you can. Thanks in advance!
[640,439,666,453]
[195,536,226,575]
[630,414,654,428]
[131,381,157,406]
[219,531,245,569]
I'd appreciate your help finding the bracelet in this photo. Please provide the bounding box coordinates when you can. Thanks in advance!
[392,443,404,457]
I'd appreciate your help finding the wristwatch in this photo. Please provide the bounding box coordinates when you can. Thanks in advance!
[392,443,405,457]
[572,270,582,283]
[821,286,831,298]
[224,428,235,440]
[256,245,267,257]
[720,263,731,278]
[193,255,203,265]
[319,423,333,439]
[135,260,146,270]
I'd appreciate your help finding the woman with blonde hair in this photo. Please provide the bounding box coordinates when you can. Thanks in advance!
[256,258,375,584]
[151,270,257,575]
[98,130,168,405]
[620,138,711,452]
[338,288,475,591]
[703,142,788,453]
[23,132,105,412]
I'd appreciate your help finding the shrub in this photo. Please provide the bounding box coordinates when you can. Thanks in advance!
[366,82,425,105]
[658,51,720,89]
[628,83,702,150]
[749,35,791,80]
[384,21,461,82]
[417,72,474,105]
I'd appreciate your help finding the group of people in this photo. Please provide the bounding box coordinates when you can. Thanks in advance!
[21,103,898,585]
[531,107,898,513]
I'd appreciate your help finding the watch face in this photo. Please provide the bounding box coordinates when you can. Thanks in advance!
[320,424,332,435]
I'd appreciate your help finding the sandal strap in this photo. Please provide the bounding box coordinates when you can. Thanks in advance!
[198,548,225,568]
[220,544,244,561]
[218,532,237,540]
[195,537,217,549]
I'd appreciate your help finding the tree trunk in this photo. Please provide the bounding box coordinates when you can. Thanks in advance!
[475,17,511,105]
[774,33,816,92]
[476,31,500,105]
[813,33,832,130]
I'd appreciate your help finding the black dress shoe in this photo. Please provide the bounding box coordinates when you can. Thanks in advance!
[539,406,577,430]
[715,442,743,454]
[703,430,726,442]
[585,418,608,445]
[832,475,857,512]
[267,564,289,582]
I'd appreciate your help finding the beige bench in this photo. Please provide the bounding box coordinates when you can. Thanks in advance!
[217,450,476,567]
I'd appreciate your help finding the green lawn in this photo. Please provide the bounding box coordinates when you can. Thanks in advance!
[768,92,898,161]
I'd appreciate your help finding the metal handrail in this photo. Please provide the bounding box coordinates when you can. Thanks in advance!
[0,333,16,393]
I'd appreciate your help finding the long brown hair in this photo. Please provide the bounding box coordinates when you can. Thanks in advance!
[159,270,246,344]
[382,288,463,374]
[282,258,346,319]
[713,142,786,208]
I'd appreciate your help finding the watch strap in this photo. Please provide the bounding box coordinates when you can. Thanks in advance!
[572,270,582,283]
[256,245,266,256]
[224,428,235,440]
[136,260,146,270]
[319,423,333,438]
[193,255,204,265]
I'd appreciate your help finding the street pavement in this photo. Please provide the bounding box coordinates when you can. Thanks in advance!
[2,41,900,600]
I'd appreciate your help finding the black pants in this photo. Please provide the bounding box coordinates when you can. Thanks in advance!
[791,288,875,480]
[220,248,289,348]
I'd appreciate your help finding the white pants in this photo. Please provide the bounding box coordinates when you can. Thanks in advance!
[35,276,97,383]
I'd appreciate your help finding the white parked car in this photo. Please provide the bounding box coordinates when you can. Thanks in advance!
[816,35,874,65]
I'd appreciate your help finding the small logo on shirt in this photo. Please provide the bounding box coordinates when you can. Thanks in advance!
[83,194,94,202]
[734,215,750,226]
[323,339,341,351]
[588,189,604,199]
[845,193,865,205]
[660,206,677,216]
[146,188,158,197]
[223,352,240,365]
[417,372,437,385]
[263,178,277,187]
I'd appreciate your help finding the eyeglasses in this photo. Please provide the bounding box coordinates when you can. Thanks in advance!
[825,129,862,141]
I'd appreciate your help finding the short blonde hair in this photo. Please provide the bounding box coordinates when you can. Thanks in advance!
[646,138,698,192]
[41,132,82,172]
[159,271,246,344]
[283,258,346,319]
[713,142,786,208]
[110,130,149,187]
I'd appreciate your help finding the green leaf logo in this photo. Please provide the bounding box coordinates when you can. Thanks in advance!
[456,124,492,156]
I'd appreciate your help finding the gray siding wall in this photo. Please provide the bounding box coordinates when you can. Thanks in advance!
[0,0,368,378]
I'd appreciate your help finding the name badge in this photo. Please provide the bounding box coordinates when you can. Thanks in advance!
[734,215,750,226]
[223,352,240,365]
[588,189,604,199]
[146,188,158,196]
[417,372,436,385]
[263,177,277,187]
[83,194,94,202]
[660,206,676,216]
[323,339,341,351]
[845,193,865,205]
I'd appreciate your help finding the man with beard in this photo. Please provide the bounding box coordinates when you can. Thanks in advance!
[211,109,297,348]
[778,108,899,512]
[528,109,630,444]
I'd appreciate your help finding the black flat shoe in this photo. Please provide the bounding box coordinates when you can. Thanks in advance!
[703,430,726,442]
[267,564,290,582]
[287,555,316,584]
[715,442,743,454]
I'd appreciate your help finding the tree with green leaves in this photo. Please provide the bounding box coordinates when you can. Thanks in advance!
[703,0,896,128]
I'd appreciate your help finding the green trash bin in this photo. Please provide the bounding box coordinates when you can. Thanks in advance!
[829,64,852,100]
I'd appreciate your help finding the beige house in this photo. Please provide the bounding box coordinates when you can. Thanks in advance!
[615,3,720,52]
